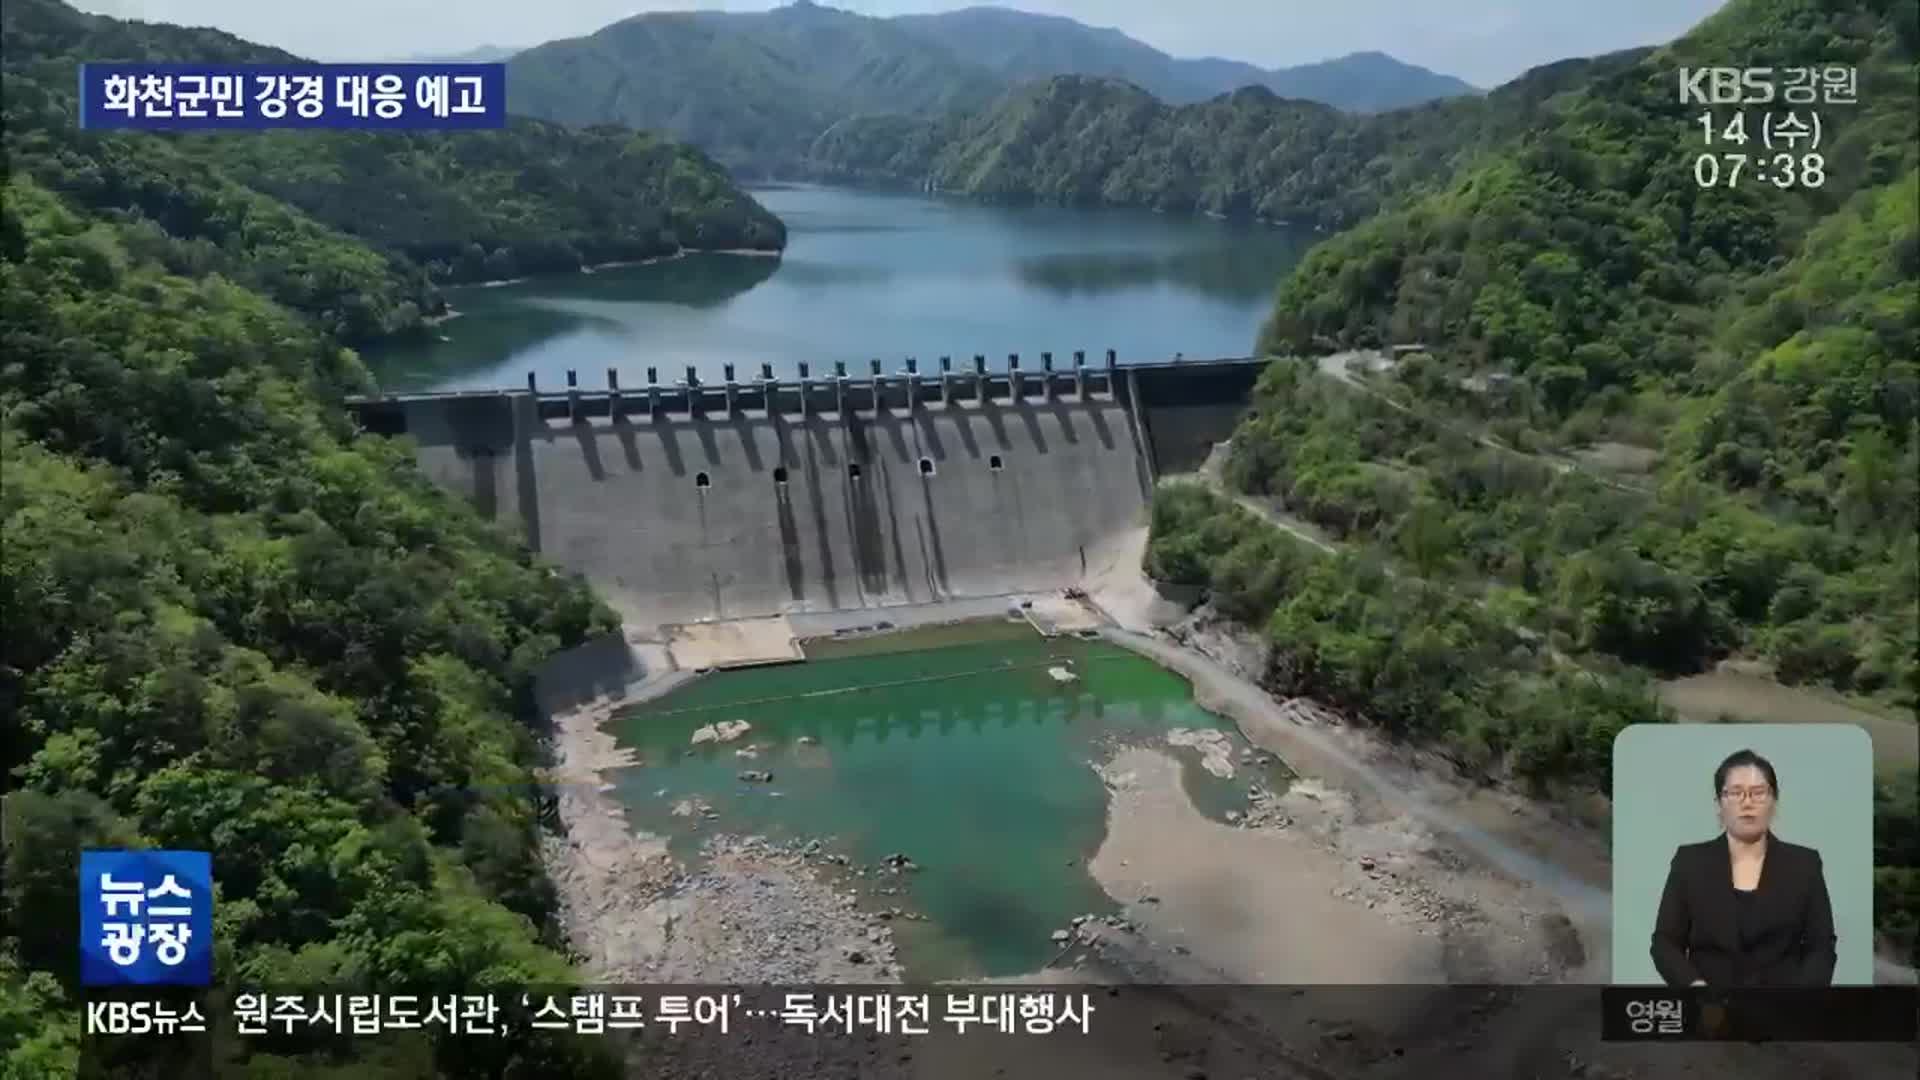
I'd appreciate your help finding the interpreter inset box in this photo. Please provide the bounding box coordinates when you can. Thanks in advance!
[1611,723,1873,986]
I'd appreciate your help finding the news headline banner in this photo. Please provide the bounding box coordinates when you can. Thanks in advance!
[78,63,506,130]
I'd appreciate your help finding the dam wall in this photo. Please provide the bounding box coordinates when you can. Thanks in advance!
[352,356,1267,628]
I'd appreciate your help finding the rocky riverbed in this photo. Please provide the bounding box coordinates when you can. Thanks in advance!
[541,628,1914,1080]
[641,834,906,983]
[542,682,907,985]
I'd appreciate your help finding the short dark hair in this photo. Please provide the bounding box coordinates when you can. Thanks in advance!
[1714,748,1778,797]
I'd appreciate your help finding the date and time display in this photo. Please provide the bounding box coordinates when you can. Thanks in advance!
[1679,66,1858,190]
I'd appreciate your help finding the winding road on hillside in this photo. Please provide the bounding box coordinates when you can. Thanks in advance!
[1310,351,1656,496]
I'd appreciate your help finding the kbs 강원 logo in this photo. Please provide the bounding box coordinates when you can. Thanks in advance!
[80,850,212,986]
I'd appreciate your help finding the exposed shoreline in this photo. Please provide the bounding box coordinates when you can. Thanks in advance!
[757,174,1317,231]
[539,570,1913,1077]
[467,245,783,290]
[1089,622,1606,979]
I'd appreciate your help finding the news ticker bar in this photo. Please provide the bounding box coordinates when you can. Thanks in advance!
[83,985,1918,1044]
[77,63,506,130]
[88,987,1098,1039]
[1601,986,1917,1042]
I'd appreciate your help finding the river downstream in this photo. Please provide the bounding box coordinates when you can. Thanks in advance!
[604,619,1284,980]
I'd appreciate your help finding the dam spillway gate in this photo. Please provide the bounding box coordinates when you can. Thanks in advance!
[348,352,1269,626]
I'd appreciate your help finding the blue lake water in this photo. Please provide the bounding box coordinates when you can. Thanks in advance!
[366,184,1315,392]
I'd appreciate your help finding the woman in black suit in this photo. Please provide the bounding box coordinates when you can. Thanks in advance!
[1650,748,1837,987]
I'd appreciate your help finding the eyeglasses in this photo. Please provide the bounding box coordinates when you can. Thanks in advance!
[1719,787,1774,804]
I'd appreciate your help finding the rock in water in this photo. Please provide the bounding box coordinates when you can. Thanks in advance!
[1166,728,1236,778]
[691,718,753,745]
[737,770,774,783]
[1047,665,1078,684]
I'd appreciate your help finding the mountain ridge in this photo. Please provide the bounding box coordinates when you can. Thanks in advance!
[891,5,1479,108]
[801,45,1642,229]
[505,2,1478,174]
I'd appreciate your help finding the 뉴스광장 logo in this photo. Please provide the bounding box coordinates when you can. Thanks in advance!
[80,850,213,986]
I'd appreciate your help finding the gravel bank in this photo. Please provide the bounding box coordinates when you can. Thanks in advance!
[1100,608,1615,978]
[1089,746,1449,982]
[642,835,905,983]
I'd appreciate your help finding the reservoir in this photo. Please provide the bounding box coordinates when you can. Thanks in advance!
[604,620,1287,979]
[367,184,1314,392]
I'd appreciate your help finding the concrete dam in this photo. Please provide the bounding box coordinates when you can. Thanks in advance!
[350,352,1267,629]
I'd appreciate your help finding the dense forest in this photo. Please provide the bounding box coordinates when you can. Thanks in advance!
[2,0,783,344]
[803,48,1644,228]
[1149,0,1919,959]
[0,1,783,1074]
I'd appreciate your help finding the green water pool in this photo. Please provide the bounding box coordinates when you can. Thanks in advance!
[607,620,1286,979]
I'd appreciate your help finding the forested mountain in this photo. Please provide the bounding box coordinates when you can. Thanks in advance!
[2,0,782,344]
[1148,0,1918,959]
[1249,50,1480,113]
[504,1,1477,175]
[506,2,1006,175]
[806,49,1639,228]
[0,0,778,1073]
[1253,0,1919,700]
[893,7,1477,110]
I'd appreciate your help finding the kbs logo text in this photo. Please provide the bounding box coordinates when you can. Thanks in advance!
[1677,67,1858,105]
[86,999,208,1036]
